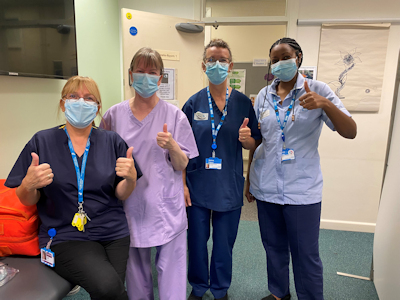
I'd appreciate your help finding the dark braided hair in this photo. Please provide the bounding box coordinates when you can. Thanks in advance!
[269,37,303,68]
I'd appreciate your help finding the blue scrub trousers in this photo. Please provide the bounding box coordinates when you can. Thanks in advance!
[187,205,241,299]
[257,200,324,300]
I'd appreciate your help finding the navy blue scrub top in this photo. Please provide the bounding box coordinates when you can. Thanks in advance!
[182,88,261,212]
[5,125,142,248]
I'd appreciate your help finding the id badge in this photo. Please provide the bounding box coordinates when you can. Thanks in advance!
[205,157,222,170]
[41,248,55,267]
[281,148,295,162]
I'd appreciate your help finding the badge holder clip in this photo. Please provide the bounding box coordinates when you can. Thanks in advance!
[41,228,56,267]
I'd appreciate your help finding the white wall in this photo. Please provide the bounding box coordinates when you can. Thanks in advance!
[373,78,400,300]
[296,0,400,232]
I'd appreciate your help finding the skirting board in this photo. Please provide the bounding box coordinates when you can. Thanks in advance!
[320,219,376,233]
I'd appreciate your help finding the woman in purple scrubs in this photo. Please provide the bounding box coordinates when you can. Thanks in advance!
[101,47,198,300]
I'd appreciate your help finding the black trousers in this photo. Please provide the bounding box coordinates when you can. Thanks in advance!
[51,236,130,300]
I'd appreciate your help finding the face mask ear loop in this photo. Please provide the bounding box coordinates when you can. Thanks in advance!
[259,60,272,128]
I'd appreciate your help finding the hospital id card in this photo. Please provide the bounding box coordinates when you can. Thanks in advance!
[281,148,295,162]
[206,157,222,170]
[41,248,55,267]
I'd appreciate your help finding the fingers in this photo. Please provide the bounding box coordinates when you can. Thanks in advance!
[184,186,192,207]
[31,152,39,166]
[240,118,249,129]
[26,159,53,190]
[163,123,168,133]
[304,80,311,93]
[126,147,134,159]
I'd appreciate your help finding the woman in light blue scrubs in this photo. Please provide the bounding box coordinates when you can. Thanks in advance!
[246,38,357,300]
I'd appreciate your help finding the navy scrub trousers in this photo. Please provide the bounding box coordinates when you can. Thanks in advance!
[257,200,324,300]
[187,205,241,299]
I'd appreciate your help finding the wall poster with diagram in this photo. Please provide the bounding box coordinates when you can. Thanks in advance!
[317,24,390,112]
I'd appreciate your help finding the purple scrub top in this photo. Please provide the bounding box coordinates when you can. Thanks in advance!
[101,99,198,247]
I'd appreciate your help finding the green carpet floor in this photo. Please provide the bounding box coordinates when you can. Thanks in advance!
[63,220,378,300]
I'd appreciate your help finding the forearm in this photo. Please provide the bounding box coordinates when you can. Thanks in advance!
[115,178,136,201]
[182,169,187,187]
[168,140,189,171]
[241,137,256,150]
[246,139,262,181]
[323,100,357,139]
[16,179,40,206]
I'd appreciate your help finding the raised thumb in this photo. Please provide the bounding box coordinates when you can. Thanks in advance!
[163,123,168,133]
[31,152,39,167]
[304,81,311,93]
[241,118,249,128]
[126,147,134,159]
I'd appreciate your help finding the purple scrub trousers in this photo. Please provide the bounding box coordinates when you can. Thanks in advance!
[126,230,187,300]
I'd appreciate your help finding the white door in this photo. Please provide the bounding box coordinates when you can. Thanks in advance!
[121,9,205,108]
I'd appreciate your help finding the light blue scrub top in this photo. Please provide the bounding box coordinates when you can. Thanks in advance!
[249,74,351,205]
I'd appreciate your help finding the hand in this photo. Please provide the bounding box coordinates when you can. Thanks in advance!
[238,118,251,143]
[157,123,175,150]
[245,178,255,203]
[299,81,329,110]
[116,147,137,182]
[184,185,192,207]
[23,153,53,191]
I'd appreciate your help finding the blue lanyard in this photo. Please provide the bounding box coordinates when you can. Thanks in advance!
[207,86,229,157]
[64,127,92,204]
[272,90,297,149]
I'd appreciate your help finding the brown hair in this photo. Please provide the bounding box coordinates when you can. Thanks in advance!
[58,75,102,121]
[130,47,164,75]
[203,39,232,62]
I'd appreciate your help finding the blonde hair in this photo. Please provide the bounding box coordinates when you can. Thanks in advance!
[58,76,102,122]
[130,47,164,75]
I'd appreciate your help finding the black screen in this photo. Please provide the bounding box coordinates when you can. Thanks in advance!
[0,0,77,79]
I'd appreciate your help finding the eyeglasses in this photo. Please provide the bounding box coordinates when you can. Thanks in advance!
[204,57,231,66]
[64,94,98,105]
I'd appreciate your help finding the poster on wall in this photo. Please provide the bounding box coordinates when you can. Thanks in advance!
[228,69,246,94]
[299,66,317,80]
[317,24,390,112]
[157,68,175,100]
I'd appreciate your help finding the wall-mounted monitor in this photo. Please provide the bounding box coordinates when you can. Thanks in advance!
[0,0,77,79]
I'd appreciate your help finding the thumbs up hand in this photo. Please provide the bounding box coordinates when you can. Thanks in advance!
[116,147,137,182]
[24,152,53,191]
[157,123,174,150]
[299,81,328,110]
[238,118,251,143]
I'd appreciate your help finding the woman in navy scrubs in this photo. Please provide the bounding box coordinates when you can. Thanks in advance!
[246,38,356,300]
[5,76,141,300]
[183,39,261,300]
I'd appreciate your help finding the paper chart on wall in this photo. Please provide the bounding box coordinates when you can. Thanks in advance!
[317,24,390,112]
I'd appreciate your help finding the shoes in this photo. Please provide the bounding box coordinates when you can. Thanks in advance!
[66,285,81,296]
[261,293,291,300]
[215,292,228,300]
[188,291,203,300]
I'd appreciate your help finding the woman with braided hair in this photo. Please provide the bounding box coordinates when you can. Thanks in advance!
[245,38,357,300]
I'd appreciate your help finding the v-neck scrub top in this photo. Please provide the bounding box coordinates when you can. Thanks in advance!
[5,125,142,248]
[101,99,199,248]
[182,88,261,212]
[249,74,351,205]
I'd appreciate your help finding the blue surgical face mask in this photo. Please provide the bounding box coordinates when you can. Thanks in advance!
[131,73,160,98]
[205,61,230,85]
[64,98,98,129]
[271,58,298,82]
